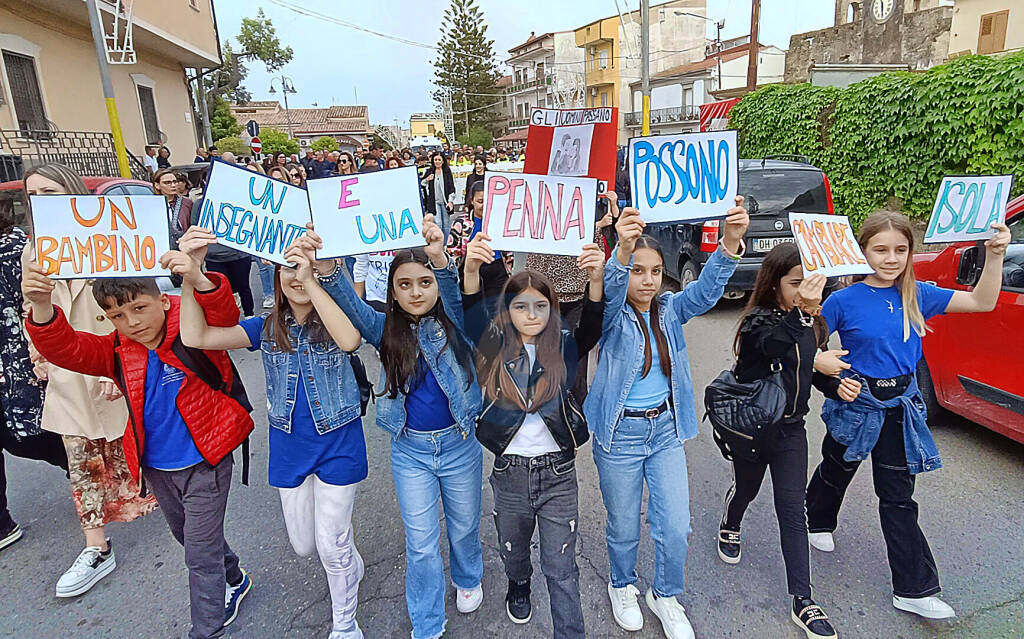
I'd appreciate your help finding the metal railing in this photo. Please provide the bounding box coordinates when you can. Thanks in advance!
[624,105,701,127]
[0,128,148,180]
[509,76,553,94]
[508,118,531,129]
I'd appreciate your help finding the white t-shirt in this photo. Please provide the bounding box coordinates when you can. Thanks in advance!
[143,153,158,174]
[352,251,394,303]
[503,344,561,457]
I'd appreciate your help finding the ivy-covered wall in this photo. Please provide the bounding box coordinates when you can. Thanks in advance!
[729,52,1024,227]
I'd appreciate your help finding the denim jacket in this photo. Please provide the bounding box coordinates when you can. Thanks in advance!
[319,259,482,439]
[821,373,941,475]
[261,318,361,435]
[584,247,737,452]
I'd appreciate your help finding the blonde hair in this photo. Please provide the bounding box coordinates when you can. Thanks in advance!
[23,162,89,196]
[858,211,926,341]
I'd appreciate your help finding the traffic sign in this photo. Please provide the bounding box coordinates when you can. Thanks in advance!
[250,137,262,154]
[246,120,260,138]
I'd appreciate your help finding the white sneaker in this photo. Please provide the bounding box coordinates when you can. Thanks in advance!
[608,583,644,631]
[55,541,116,597]
[645,589,695,639]
[893,595,955,619]
[808,532,835,552]
[328,627,363,639]
[456,584,483,613]
[263,297,274,309]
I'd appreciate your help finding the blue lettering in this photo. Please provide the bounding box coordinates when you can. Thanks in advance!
[657,141,676,204]
[249,177,286,215]
[397,208,418,237]
[356,215,379,243]
[954,183,981,233]
[971,181,1002,233]
[715,140,730,200]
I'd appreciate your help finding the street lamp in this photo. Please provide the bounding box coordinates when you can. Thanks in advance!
[675,11,726,90]
[269,75,297,138]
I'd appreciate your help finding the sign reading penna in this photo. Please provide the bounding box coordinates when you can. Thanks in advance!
[481,171,597,256]
[198,159,310,266]
[788,212,874,278]
[30,194,171,279]
[924,175,1013,244]
[629,130,738,223]
[306,165,426,258]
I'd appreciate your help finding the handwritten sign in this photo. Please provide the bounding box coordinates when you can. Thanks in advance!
[524,107,617,193]
[30,194,171,279]
[306,165,426,258]
[198,159,310,266]
[481,171,597,256]
[788,213,873,278]
[924,175,1013,244]
[629,130,738,223]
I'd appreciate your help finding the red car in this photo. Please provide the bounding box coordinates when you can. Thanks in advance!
[0,176,154,227]
[913,194,1024,444]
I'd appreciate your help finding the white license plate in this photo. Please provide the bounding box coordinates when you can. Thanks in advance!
[753,237,793,253]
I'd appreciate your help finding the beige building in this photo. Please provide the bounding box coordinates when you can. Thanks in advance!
[409,113,445,137]
[949,1,1021,56]
[0,0,220,176]
[230,101,371,153]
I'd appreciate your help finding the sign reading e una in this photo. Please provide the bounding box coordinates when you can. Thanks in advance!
[924,175,1013,244]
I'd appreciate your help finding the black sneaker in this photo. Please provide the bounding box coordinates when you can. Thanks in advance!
[717,528,741,565]
[505,578,532,624]
[0,520,22,552]
[791,596,837,639]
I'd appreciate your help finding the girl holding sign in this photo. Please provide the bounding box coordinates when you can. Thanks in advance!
[460,233,605,637]
[299,214,484,639]
[806,211,1011,620]
[587,201,748,639]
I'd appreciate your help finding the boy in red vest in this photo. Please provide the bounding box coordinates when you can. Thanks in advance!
[22,252,254,639]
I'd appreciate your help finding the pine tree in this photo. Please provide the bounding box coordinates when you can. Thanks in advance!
[432,0,502,138]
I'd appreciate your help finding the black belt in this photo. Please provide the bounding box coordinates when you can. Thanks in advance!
[498,451,573,468]
[622,400,671,419]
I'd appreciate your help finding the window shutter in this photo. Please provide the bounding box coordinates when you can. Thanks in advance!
[136,85,161,144]
[2,51,47,131]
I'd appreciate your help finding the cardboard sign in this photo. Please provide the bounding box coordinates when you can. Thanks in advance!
[924,175,1013,244]
[306,165,426,258]
[30,194,171,279]
[629,130,738,223]
[524,107,617,193]
[197,159,310,266]
[481,171,597,256]
[788,213,874,278]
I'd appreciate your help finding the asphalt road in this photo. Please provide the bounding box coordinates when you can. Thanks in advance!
[2,299,1023,639]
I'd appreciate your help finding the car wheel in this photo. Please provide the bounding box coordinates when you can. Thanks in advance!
[678,259,697,287]
[916,357,946,425]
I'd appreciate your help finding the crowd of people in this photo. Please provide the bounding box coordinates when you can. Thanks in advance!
[0,156,1013,639]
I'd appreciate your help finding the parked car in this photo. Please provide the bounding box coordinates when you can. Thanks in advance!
[913,194,1024,444]
[0,175,154,228]
[645,158,834,297]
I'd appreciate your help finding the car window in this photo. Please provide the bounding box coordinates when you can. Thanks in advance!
[1003,215,1024,291]
[100,185,127,196]
[122,184,158,196]
[738,169,829,216]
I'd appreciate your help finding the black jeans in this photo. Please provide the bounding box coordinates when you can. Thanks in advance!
[805,406,941,598]
[723,420,810,597]
[207,257,254,316]
[490,452,585,639]
[0,426,68,530]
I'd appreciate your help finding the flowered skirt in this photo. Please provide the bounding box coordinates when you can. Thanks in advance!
[63,435,158,529]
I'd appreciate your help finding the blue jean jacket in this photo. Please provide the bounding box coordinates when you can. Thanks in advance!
[821,374,941,475]
[584,247,737,452]
[318,259,482,439]
[261,319,361,435]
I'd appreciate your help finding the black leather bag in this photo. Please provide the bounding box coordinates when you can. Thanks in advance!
[704,361,786,462]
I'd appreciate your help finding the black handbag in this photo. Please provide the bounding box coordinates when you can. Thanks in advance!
[350,353,373,416]
[704,360,787,461]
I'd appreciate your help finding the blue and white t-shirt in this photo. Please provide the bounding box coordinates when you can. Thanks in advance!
[142,351,203,471]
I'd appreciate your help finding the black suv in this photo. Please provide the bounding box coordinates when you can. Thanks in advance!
[644,158,834,298]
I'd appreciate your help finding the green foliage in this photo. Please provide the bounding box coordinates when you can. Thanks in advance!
[213,136,250,156]
[433,0,502,138]
[237,9,294,72]
[457,126,492,149]
[729,52,1024,227]
[260,128,299,156]
[210,97,242,142]
[310,136,338,152]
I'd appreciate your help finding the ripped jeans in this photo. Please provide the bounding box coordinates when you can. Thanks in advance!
[490,452,585,639]
[279,475,362,636]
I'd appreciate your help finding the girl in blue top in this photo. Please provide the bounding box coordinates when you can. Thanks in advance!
[172,227,368,639]
[296,215,483,639]
[806,211,1011,621]
[586,202,749,639]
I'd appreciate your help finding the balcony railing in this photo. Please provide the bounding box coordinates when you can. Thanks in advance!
[624,106,701,127]
[509,76,553,94]
[0,128,149,180]
[508,118,531,129]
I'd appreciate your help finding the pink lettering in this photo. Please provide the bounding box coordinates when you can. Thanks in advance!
[338,177,360,209]
[484,175,510,232]
[563,186,585,239]
[502,178,525,237]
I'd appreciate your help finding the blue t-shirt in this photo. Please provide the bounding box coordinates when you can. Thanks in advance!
[241,317,368,489]
[821,281,954,378]
[404,357,457,431]
[625,311,672,409]
[142,351,204,471]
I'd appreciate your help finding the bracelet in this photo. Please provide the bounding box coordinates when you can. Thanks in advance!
[315,261,339,281]
[719,239,746,261]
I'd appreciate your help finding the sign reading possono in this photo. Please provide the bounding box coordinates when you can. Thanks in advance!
[30,194,171,279]
[629,130,738,223]
[197,159,310,266]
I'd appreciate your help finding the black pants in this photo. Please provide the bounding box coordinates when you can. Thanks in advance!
[805,407,941,598]
[723,421,810,597]
[207,257,254,316]
[0,427,68,530]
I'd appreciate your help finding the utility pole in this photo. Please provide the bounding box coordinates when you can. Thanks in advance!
[85,0,131,178]
[640,0,651,136]
[746,0,761,91]
[715,20,724,91]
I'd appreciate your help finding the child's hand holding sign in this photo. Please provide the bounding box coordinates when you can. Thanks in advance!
[21,243,56,323]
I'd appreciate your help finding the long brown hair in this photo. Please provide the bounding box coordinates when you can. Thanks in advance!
[477,270,565,410]
[857,211,925,341]
[263,265,330,352]
[630,235,671,381]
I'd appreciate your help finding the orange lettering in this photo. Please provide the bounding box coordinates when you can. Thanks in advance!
[94,235,115,272]
[109,198,138,231]
[119,236,142,271]
[140,236,157,269]
[70,197,104,228]
[36,236,60,274]
[825,222,855,264]
[812,221,840,265]
[793,220,825,271]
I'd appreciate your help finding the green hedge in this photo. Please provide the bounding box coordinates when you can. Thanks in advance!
[729,51,1024,226]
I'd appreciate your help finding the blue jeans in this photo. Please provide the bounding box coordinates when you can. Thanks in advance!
[592,410,691,597]
[258,259,275,300]
[391,425,484,639]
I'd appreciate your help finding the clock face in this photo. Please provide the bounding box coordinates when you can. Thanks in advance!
[871,0,895,23]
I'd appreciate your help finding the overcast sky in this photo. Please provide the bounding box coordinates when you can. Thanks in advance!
[213,0,834,125]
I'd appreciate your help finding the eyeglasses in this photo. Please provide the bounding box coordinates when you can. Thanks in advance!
[158,180,177,186]
[289,173,300,179]
[340,158,350,164]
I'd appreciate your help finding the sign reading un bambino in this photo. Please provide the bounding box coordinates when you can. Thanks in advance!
[198,159,310,266]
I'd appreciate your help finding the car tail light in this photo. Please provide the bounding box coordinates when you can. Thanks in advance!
[823,172,835,214]
[701,220,720,252]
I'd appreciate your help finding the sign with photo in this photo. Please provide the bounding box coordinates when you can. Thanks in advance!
[524,107,617,193]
